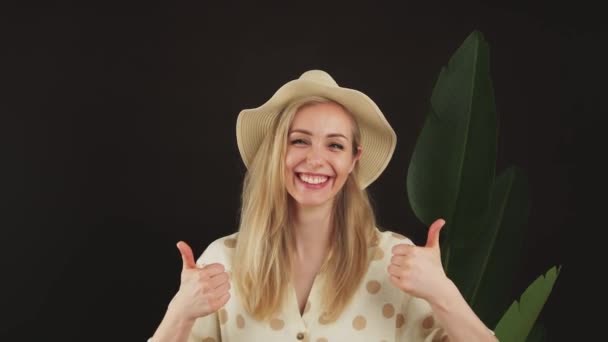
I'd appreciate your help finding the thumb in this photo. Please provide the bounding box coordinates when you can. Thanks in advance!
[176,241,197,270]
[425,218,446,249]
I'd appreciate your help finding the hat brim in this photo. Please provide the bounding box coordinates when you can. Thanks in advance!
[236,77,397,189]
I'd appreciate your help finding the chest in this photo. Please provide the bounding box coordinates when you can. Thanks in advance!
[292,266,320,315]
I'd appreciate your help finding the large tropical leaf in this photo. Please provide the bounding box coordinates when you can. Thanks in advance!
[406,30,497,263]
[494,266,561,342]
[449,166,529,326]
[526,320,547,342]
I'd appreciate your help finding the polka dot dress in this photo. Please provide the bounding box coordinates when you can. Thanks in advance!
[151,229,450,342]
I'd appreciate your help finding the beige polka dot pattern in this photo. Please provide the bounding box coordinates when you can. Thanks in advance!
[396,313,405,328]
[172,230,449,341]
[269,318,284,330]
[219,308,228,324]
[422,315,435,329]
[352,315,367,330]
[236,314,245,329]
[382,303,395,318]
[366,280,381,294]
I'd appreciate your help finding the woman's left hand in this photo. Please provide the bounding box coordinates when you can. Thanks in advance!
[387,218,452,303]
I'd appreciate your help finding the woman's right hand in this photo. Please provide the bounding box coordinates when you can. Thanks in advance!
[167,241,231,322]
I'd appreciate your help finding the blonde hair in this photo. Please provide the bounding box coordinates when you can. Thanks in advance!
[233,96,377,322]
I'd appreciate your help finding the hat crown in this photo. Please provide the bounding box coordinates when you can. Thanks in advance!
[299,70,338,86]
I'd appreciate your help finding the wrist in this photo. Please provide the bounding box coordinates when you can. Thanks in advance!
[429,278,462,313]
[165,303,196,327]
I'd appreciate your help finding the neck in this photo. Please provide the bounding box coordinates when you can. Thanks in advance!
[291,200,334,263]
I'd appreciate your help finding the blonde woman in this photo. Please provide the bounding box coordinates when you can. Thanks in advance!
[150,70,497,342]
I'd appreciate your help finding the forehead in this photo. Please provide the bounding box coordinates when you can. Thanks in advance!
[290,102,354,133]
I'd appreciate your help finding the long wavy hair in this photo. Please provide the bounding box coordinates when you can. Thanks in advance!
[233,96,377,322]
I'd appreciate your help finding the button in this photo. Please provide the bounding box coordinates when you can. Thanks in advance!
[296,332,305,340]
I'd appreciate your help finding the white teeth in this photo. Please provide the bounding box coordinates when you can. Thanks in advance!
[299,174,329,184]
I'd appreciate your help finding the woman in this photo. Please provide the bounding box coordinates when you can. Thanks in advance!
[150,70,497,341]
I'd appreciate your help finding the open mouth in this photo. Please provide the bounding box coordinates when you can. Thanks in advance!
[296,173,332,188]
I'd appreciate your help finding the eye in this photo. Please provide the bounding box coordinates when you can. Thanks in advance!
[329,143,344,150]
[290,138,308,145]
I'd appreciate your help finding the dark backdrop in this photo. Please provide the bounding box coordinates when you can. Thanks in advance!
[3,3,605,341]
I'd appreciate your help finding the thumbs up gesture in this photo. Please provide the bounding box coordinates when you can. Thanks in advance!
[387,219,450,302]
[168,241,231,321]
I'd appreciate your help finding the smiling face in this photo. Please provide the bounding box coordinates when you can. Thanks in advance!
[284,101,362,210]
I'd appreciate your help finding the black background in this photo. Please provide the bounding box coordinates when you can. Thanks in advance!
[3,2,605,341]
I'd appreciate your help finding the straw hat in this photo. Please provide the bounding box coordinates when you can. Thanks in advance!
[236,70,397,189]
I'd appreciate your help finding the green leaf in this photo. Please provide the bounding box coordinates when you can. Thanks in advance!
[494,266,561,342]
[406,30,497,259]
[449,167,529,326]
[526,320,547,342]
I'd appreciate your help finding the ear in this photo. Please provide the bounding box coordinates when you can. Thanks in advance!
[349,146,362,173]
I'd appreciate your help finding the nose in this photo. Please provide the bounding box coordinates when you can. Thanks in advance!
[305,146,324,169]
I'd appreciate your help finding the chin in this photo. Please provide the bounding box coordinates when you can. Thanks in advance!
[291,195,334,209]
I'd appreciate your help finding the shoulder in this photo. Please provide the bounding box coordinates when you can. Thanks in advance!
[372,226,415,252]
[194,232,238,268]
[366,226,415,269]
[362,227,415,299]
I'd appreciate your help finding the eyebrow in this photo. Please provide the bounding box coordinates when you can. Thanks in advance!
[289,129,349,140]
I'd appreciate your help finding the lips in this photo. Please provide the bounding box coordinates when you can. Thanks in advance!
[299,173,328,184]
[296,172,332,189]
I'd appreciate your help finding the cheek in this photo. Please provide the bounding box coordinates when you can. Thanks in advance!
[336,157,355,176]
[284,149,300,171]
